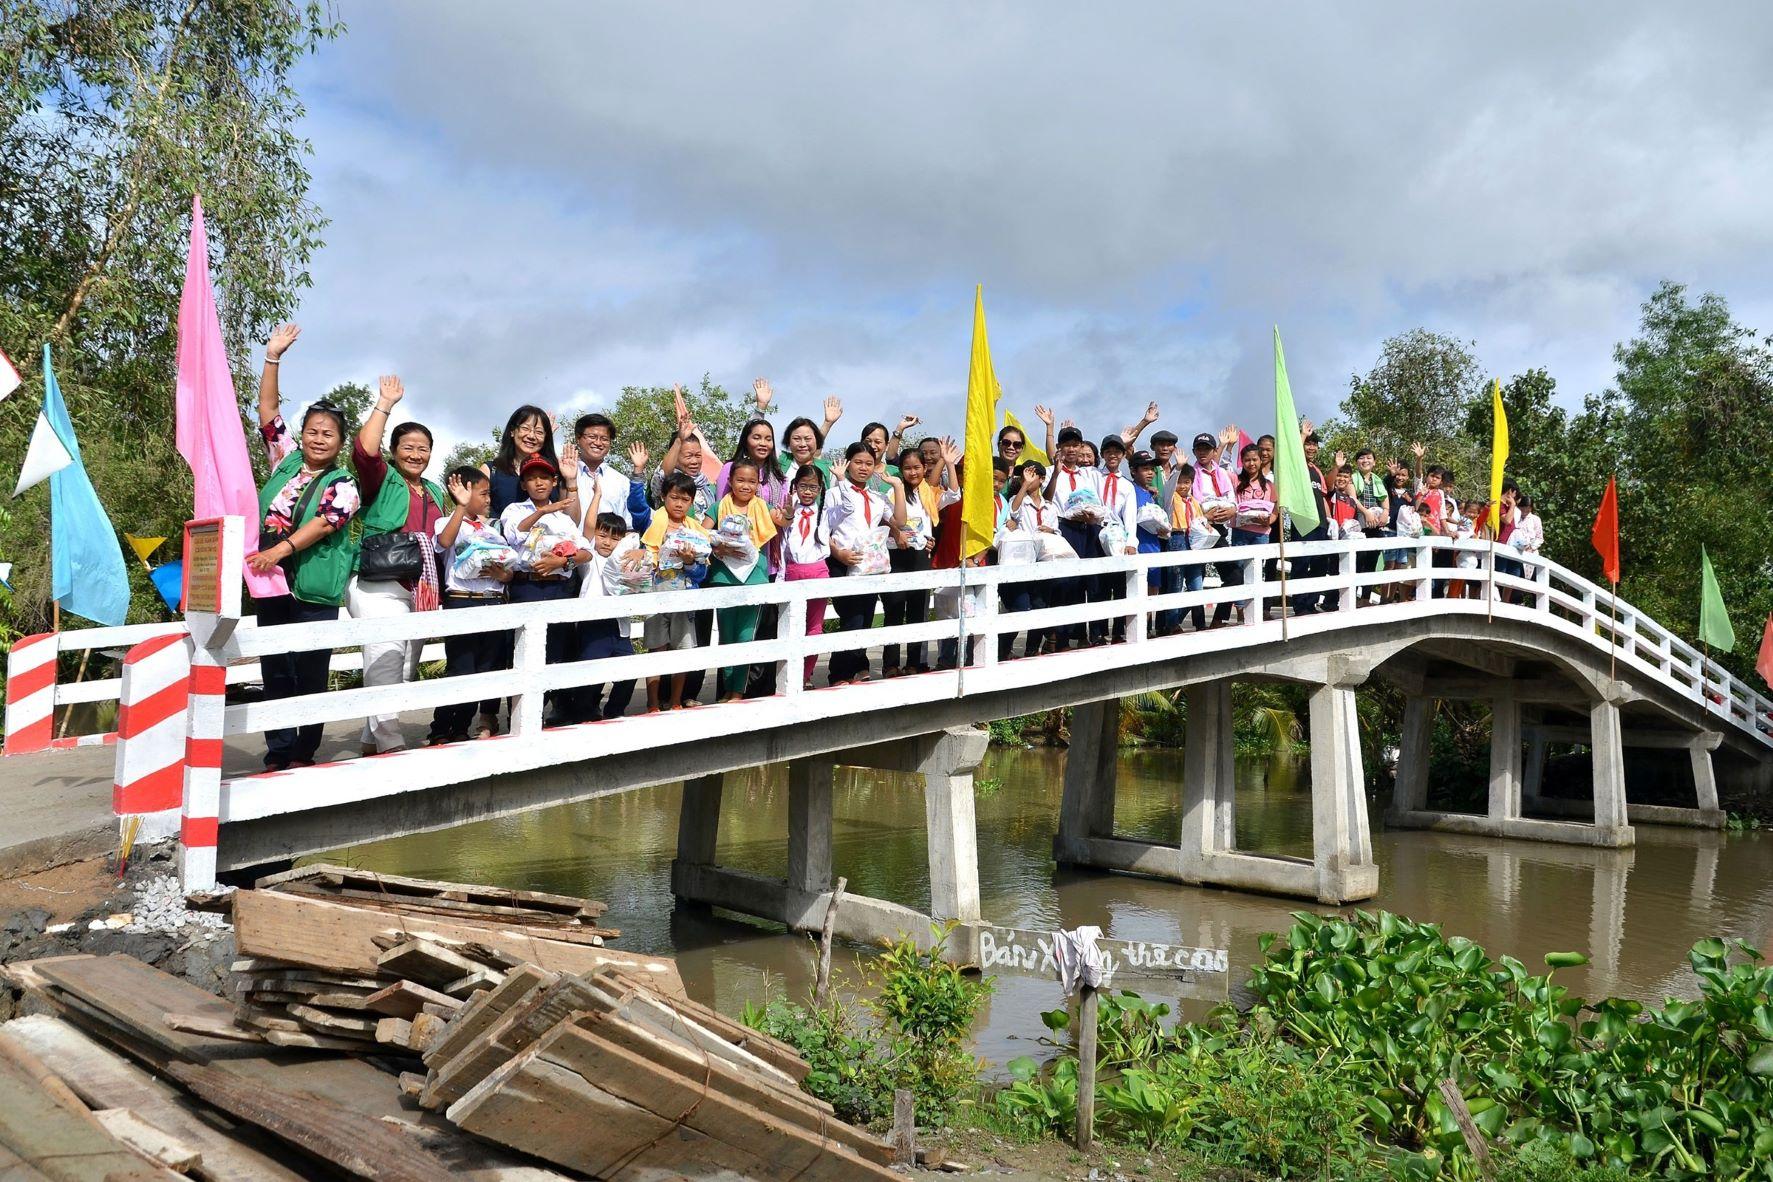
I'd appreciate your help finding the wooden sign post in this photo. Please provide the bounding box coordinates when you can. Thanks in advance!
[971,925,1230,1149]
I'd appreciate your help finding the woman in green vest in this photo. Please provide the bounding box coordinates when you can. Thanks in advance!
[250,323,362,771]
[348,375,449,756]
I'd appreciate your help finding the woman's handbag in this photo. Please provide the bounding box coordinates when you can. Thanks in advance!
[358,530,427,581]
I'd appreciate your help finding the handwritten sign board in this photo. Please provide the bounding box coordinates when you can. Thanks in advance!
[974,925,1229,1003]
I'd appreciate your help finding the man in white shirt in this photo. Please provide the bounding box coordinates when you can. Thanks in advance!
[571,413,632,529]
[1045,426,1105,648]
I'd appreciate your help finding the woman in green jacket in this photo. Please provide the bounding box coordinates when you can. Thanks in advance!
[248,324,362,771]
[348,374,448,755]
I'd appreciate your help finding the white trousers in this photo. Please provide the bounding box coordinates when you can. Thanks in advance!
[345,576,420,751]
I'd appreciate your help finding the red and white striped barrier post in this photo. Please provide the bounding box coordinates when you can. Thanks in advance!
[111,633,192,842]
[3,632,57,754]
[177,514,244,892]
[179,650,226,891]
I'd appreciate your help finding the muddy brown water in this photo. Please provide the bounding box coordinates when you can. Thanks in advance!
[318,747,1773,1070]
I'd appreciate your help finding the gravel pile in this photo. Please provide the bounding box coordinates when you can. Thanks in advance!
[121,874,232,936]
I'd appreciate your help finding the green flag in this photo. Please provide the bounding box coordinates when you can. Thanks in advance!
[1272,327,1320,534]
[1699,546,1736,651]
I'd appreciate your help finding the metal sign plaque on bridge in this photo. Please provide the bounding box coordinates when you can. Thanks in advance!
[974,925,1229,1002]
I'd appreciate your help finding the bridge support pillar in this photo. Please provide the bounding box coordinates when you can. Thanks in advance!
[1391,694,1433,814]
[1688,733,1723,825]
[670,727,988,962]
[1308,680,1375,904]
[1589,698,1629,837]
[1055,700,1119,864]
[1489,694,1523,823]
[1179,680,1236,866]
[1049,678,1377,906]
[1521,728,1549,812]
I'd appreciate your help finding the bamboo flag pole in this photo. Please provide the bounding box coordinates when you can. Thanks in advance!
[1608,578,1620,679]
[1277,465,1290,642]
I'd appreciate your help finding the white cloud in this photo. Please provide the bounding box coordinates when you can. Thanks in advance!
[280,1,1773,460]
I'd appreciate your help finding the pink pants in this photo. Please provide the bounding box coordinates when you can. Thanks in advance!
[785,560,831,681]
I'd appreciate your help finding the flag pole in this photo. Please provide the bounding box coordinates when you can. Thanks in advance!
[1486,537,1496,623]
[1277,465,1290,641]
[1608,577,1619,679]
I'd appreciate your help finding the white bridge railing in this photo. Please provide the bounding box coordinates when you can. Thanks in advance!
[82,533,1773,887]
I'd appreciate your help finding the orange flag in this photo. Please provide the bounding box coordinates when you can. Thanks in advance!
[1757,613,1773,690]
[1591,476,1620,585]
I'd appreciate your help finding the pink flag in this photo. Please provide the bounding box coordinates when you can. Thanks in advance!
[1237,428,1255,456]
[176,195,285,598]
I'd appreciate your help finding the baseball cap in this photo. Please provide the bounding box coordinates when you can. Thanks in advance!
[1192,432,1217,450]
[1100,434,1126,452]
[520,456,559,478]
[1129,450,1156,470]
[1056,426,1084,445]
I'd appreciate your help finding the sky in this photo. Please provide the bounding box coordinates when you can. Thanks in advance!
[279,2,1773,459]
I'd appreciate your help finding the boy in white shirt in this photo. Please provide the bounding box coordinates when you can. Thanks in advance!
[428,468,514,744]
[570,511,640,721]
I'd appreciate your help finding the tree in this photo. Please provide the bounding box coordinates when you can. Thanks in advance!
[1324,329,1487,479]
[440,437,497,474]
[560,375,753,468]
[1599,283,1773,677]
[0,0,340,631]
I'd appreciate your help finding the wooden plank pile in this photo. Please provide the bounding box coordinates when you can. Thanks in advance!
[414,963,901,1180]
[221,865,685,1055]
[0,865,900,1179]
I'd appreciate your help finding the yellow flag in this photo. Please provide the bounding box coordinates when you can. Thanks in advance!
[963,286,1001,558]
[1002,410,1050,467]
[1488,378,1509,533]
[124,534,166,566]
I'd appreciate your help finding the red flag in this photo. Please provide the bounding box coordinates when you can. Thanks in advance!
[1758,614,1773,689]
[1591,476,1620,585]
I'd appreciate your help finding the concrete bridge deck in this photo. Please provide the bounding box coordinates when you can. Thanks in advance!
[3,534,1768,948]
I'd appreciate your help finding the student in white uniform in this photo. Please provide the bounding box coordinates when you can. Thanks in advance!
[1094,460,1141,643]
[824,442,906,684]
[780,465,833,690]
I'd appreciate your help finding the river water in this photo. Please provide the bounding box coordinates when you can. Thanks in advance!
[321,747,1773,1068]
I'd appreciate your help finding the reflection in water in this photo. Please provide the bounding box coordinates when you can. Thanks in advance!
[324,746,1773,1067]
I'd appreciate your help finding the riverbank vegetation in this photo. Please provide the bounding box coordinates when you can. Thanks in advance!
[753,913,1770,1180]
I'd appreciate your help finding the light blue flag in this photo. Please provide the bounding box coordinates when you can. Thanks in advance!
[42,345,130,626]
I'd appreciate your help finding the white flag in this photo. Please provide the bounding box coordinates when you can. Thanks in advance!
[14,408,74,497]
[0,347,18,402]
[0,562,11,589]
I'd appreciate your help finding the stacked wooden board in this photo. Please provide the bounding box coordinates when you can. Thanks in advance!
[417,963,901,1180]
[0,865,901,1179]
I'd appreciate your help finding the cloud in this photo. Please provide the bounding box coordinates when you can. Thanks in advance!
[281,1,1773,458]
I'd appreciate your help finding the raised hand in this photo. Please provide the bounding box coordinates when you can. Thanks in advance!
[939,436,961,468]
[673,384,690,430]
[822,394,843,424]
[1060,417,1076,432]
[1021,466,1043,492]
[832,455,849,483]
[446,473,472,506]
[752,378,774,413]
[1299,417,1314,438]
[266,323,301,359]
[1033,404,1054,428]
[627,441,649,472]
[1219,425,1239,448]
[895,414,920,435]
[1410,441,1426,459]
[1142,400,1159,424]
[560,442,580,476]
[377,374,404,407]
[1333,450,1346,468]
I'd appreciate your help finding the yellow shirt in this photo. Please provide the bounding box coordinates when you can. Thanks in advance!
[715,494,779,547]
[640,513,710,557]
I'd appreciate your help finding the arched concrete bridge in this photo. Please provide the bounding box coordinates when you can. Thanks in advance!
[8,530,1768,959]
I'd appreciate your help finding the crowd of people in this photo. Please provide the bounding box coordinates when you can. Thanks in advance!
[246,323,1545,770]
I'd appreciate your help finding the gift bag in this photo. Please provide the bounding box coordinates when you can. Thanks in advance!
[711,513,760,581]
[1187,518,1220,550]
[847,524,891,575]
[1098,519,1128,555]
[1136,501,1172,536]
[1036,532,1078,562]
[996,532,1040,567]
[1060,488,1107,523]
[600,536,655,596]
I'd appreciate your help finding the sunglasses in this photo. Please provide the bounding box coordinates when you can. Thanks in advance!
[1002,439,1024,450]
